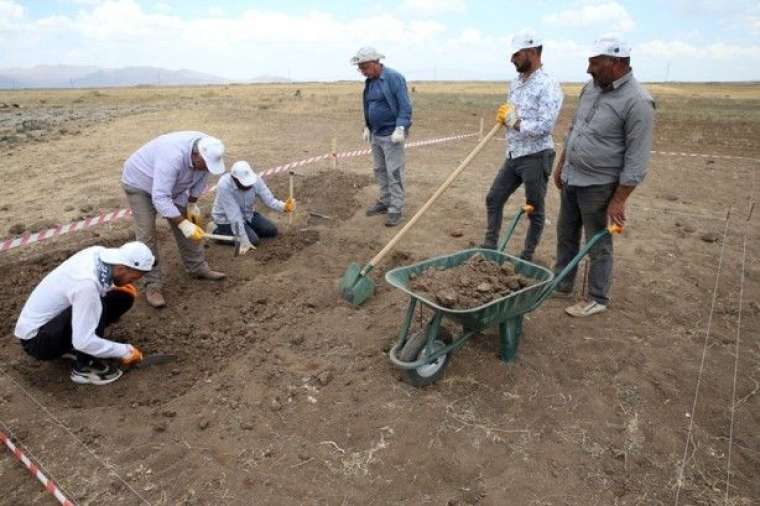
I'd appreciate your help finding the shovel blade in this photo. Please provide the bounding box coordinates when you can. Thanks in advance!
[339,262,375,305]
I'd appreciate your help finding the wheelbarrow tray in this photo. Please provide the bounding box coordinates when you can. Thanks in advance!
[385,248,554,329]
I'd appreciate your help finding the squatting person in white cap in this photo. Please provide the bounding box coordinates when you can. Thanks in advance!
[209,161,295,255]
[351,47,413,227]
[552,35,655,317]
[14,242,154,385]
[481,31,563,260]
[121,131,227,308]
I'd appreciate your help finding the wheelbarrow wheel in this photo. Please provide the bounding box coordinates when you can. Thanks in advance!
[398,327,452,387]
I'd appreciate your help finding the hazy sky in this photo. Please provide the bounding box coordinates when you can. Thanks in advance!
[2,0,759,82]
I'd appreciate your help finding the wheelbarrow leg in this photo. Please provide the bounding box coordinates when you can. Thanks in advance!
[498,315,523,362]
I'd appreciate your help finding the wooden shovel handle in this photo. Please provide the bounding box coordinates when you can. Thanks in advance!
[363,123,503,274]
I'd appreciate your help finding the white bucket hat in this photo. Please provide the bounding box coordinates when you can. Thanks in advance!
[589,35,631,58]
[350,47,385,65]
[197,136,225,175]
[511,31,542,52]
[230,161,258,187]
[100,241,155,272]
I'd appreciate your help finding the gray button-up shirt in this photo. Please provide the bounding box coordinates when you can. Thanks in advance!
[562,72,655,187]
[211,173,284,232]
[121,131,210,219]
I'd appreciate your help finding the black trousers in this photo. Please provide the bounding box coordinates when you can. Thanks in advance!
[21,289,134,361]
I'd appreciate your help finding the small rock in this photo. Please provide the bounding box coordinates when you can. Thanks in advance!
[64,205,74,212]
[449,230,463,238]
[80,204,93,213]
[240,421,255,431]
[270,399,282,412]
[198,419,210,430]
[683,225,696,233]
[8,223,25,235]
[700,232,720,243]
[153,422,167,433]
[476,282,492,293]
[317,370,333,386]
[162,410,177,418]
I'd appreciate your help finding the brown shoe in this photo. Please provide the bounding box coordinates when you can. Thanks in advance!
[191,269,226,281]
[145,287,166,308]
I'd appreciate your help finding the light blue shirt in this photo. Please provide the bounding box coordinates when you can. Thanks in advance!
[211,173,284,232]
[506,67,564,159]
[121,131,210,219]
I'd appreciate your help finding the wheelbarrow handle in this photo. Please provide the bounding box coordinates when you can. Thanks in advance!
[497,204,534,253]
[533,224,623,307]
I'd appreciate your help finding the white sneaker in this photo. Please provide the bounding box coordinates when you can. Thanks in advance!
[565,300,607,317]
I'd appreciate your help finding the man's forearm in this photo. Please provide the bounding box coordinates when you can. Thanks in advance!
[612,184,636,203]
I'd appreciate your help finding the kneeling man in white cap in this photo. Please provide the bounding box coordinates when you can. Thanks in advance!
[121,131,228,309]
[210,161,295,255]
[14,242,154,385]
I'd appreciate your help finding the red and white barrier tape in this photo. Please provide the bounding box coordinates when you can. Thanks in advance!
[0,132,477,253]
[0,430,75,506]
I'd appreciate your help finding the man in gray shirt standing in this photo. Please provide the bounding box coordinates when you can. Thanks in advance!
[552,36,655,317]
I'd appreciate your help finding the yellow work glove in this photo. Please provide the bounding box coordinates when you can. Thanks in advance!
[284,197,296,213]
[496,103,510,125]
[187,202,204,227]
[121,345,143,366]
[178,219,204,241]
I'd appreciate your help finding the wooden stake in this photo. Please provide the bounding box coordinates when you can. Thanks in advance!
[331,137,337,170]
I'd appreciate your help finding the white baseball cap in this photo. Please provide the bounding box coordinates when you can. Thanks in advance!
[511,31,542,52]
[100,241,155,272]
[589,35,631,58]
[197,136,225,175]
[230,161,258,187]
[350,47,385,65]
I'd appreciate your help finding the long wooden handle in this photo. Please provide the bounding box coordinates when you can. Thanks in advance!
[363,123,503,273]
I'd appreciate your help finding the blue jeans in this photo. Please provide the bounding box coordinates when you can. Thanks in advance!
[484,149,554,259]
[554,183,617,305]
[213,212,278,246]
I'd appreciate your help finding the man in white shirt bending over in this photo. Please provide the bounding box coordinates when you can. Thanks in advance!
[14,242,154,385]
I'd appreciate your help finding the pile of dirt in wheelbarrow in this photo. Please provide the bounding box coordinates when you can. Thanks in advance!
[408,253,539,309]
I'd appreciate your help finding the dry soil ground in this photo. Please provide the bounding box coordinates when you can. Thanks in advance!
[1,81,759,505]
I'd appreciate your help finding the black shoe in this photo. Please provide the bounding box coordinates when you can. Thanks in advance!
[385,213,402,227]
[366,202,389,216]
[479,242,497,250]
[70,358,123,385]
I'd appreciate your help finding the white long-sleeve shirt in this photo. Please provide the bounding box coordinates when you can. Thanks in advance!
[210,173,284,233]
[14,247,131,359]
[121,131,210,219]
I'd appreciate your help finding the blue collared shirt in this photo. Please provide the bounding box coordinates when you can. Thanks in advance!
[362,66,412,135]
[211,173,284,230]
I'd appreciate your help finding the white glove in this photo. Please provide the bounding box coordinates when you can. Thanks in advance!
[391,126,405,144]
[178,219,204,241]
[362,127,370,143]
[238,237,255,256]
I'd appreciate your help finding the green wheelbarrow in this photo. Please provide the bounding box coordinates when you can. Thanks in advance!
[386,206,622,386]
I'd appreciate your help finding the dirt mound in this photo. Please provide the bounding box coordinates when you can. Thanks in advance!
[408,253,537,309]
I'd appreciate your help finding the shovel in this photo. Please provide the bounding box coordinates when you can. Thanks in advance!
[340,122,503,305]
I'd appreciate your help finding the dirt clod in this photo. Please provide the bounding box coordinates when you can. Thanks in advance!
[409,253,539,309]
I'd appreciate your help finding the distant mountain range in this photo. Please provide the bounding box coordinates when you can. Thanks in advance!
[0,65,291,89]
